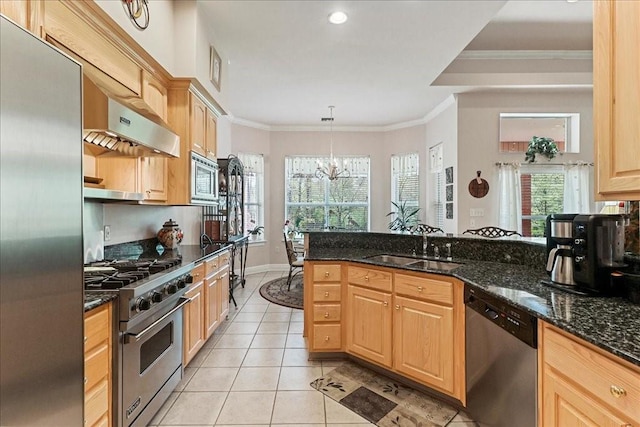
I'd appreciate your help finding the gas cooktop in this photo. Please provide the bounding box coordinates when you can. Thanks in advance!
[84,257,182,290]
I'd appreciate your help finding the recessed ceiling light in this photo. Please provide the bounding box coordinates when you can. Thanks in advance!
[328,11,348,25]
[566,0,579,3]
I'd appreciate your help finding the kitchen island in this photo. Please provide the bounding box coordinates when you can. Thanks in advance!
[304,231,640,367]
[304,232,640,425]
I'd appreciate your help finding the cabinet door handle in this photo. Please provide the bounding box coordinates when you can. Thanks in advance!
[324,336,330,341]
[324,271,330,277]
[364,275,369,281]
[324,291,329,297]
[324,312,329,318]
[383,301,388,307]
[83,377,88,384]
[417,286,423,292]
[83,336,88,343]
[395,304,400,310]
[610,385,627,398]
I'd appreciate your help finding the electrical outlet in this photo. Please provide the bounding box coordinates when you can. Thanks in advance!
[104,225,111,241]
[470,219,476,227]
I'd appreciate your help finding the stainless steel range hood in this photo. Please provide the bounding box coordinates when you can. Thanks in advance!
[83,77,180,158]
[83,187,145,203]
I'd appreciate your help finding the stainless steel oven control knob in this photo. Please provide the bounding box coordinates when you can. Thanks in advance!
[177,278,187,289]
[165,283,178,294]
[151,292,163,303]
[185,274,193,284]
[136,297,151,311]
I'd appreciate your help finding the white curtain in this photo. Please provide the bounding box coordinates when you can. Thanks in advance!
[497,163,522,233]
[563,162,591,214]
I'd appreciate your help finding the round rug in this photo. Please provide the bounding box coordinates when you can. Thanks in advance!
[259,275,303,309]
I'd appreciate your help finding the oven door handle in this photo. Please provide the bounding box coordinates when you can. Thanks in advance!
[125,297,190,343]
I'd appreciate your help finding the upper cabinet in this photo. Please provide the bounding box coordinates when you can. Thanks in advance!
[189,92,217,160]
[142,70,168,122]
[166,83,219,205]
[594,0,640,200]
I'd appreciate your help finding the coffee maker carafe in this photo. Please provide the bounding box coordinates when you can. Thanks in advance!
[545,214,578,286]
[573,214,627,294]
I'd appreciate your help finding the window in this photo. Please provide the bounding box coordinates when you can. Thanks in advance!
[499,113,580,153]
[238,152,264,241]
[520,166,564,237]
[285,156,370,232]
[429,144,444,228]
[391,153,419,217]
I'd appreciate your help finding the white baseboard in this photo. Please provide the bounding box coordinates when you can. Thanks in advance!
[244,264,290,275]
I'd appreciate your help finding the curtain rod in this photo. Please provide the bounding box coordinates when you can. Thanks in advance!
[495,161,594,166]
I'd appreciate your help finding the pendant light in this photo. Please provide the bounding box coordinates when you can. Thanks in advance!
[315,106,350,181]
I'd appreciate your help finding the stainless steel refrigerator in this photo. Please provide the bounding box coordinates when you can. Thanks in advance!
[1,15,84,426]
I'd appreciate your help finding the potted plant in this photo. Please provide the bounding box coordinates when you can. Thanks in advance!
[525,136,559,163]
[247,220,264,240]
[387,201,420,233]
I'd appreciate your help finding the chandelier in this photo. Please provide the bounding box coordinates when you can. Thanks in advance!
[316,106,350,181]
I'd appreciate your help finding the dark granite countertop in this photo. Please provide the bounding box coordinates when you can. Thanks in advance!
[84,243,232,312]
[306,248,640,368]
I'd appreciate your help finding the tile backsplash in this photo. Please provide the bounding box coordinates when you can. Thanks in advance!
[625,201,639,254]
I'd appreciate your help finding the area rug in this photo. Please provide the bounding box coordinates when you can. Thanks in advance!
[258,275,303,309]
[311,361,459,426]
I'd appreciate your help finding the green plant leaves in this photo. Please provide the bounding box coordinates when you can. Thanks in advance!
[525,136,559,163]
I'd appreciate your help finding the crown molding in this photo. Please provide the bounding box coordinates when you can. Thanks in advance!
[229,116,271,131]
[457,49,592,60]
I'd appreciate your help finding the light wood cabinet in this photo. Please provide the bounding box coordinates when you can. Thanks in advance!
[183,264,205,366]
[142,70,168,121]
[166,84,220,205]
[305,262,343,351]
[189,92,217,160]
[539,321,640,426]
[346,284,393,367]
[140,157,168,202]
[95,156,167,203]
[84,302,112,427]
[205,109,217,160]
[204,256,220,338]
[1,0,30,30]
[594,0,640,200]
[217,250,231,321]
[190,94,207,157]
[393,295,454,393]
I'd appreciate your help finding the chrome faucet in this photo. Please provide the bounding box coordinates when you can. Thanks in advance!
[445,243,452,261]
[432,244,440,260]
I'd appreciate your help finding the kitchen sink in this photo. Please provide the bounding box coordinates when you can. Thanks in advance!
[406,259,463,271]
[365,254,463,271]
[365,254,418,265]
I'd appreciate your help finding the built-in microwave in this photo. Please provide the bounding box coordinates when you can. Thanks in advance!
[191,152,219,204]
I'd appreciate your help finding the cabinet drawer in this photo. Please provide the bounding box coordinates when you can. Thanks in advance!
[313,284,341,302]
[543,326,640,422]
[395,273,453,305]
[205,255,220,275]
[84,343,109,392]
[218,251,230,267]
[84,305,109,352]
[85,379,108,427]
[313,324,342,350]
[313,264,341,282]
[348,266,392,292]
[313,304,341,322]
[191,263,205,284]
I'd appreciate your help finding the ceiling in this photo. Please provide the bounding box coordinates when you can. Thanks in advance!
[199,1,593,128]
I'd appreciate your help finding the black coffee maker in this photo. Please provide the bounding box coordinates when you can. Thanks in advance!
[573,214,627,294]
[544,214,578,287]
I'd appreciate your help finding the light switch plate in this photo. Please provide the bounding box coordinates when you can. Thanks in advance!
[104,225,111,241]
[470,208,485,217]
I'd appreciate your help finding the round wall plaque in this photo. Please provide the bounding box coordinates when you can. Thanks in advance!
[468,171,489,198]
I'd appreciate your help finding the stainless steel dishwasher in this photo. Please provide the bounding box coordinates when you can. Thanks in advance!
[465,285,538,427]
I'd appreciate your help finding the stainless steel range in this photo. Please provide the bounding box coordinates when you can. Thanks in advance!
[85,257,194,427]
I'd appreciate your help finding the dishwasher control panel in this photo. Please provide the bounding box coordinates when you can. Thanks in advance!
[465,286,537,348]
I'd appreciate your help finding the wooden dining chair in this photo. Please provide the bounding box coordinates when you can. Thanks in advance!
[412,224,444,234]
[283,233,304,291]
[462,226,522,238]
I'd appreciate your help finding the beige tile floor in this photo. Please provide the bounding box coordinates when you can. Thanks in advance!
[148,271,478,427]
